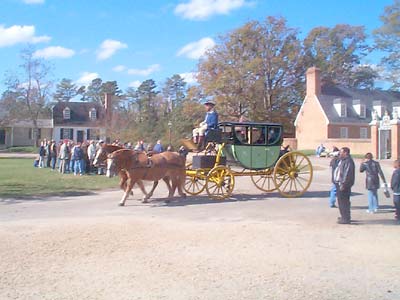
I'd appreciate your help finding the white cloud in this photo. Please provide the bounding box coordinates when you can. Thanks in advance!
[23,0,45,4]
[76,72,99,86]
[180,72,198,85]
[175,0,249,20]
[113,65,127,72]
[96,39,127,60]
[33,46,75,59]
[127,64,161,76]
[177,37,215,59]
[129,80,142,88]
[0,25,50,48]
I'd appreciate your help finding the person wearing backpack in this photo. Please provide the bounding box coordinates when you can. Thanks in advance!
[72,142,84,176]
[360,152,387,213]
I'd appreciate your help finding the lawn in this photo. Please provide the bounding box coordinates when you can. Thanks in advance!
[0,158,120,198]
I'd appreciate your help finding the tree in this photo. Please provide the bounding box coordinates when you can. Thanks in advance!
[2,47,53,146]
[374,0,400,89]
[162,74,187,112]
[136,79,159,123]
[53,78,78,102]
[303,24,376,88]
[197,16,304,132]
[83,78,104,103]
[83,78,123,105]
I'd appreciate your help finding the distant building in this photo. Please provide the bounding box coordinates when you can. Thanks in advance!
[295,67,400,159]
[0,93,114,148]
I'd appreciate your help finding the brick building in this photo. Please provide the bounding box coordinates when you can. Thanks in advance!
[294,67,400,159]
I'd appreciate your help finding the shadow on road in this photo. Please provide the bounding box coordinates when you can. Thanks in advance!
[0,191,99,205]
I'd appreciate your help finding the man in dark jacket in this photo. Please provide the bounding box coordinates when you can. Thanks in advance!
[360,152,387,213]
[390,159,400,221]
[333,147,355,224]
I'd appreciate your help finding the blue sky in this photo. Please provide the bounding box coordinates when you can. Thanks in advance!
[0,0,394,92]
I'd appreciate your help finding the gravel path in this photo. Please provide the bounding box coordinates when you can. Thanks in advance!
[1,157,399,300]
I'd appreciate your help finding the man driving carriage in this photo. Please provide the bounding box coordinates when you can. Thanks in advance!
[192,99,219,149]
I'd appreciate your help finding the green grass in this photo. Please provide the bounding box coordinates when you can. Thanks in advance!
[1,146,38,153]
[0,158,119,198]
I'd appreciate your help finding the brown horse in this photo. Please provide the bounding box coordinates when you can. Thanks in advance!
[106,149,186,206]
[94,144,170,199]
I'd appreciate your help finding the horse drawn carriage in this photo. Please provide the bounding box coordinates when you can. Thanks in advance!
[182,121,313,200]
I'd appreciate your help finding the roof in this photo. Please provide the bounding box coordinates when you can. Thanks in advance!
[319,85,400,124]
[52,101,106,127]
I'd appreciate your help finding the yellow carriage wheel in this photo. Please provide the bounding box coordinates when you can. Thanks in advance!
[250,168,277,192]
[184,167,206,196]
[205,165,235,200]
[273,151,313,198]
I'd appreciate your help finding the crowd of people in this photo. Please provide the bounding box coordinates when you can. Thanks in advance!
[328,147,400,224]
[34,138,170,176]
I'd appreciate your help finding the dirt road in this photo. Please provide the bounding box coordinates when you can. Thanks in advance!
[1,157,399,300]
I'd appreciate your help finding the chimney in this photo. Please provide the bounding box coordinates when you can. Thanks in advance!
[306,67,321,97]
[104,93,113,125]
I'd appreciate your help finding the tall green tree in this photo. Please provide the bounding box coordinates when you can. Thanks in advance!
[83,78,122,105]
[53,78,78,102]
[136,79,159,123]
[162,74,187,112]
[197,16,304,129]
[374,0,400,89]
[303,24,375,88]
[2,47,53,145]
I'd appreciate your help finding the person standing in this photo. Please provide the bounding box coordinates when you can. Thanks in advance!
[72,142,84,176]
[87,140,96,174]
[390,159,400,221]
[58,140,69,174]
[45,140,52,168]
[38,141,46,168]
[329,153,339,208]
[360,152,387,213]
[50,140,57,170]
[333,147,355,224]
[153,139,164,153]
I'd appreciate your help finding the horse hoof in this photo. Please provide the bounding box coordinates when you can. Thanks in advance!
[142,199,149,203]
[181,193,187,198]
[118,203,125,206]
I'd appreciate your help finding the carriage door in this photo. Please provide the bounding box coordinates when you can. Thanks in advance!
[249,125,268,169]
[77,130,84,143]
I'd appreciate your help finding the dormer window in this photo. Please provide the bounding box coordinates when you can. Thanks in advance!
[63,107,71,120]
[89,108,97,120]
[373,100,385,119]
[334,98,347,117]
[353,99,366,119]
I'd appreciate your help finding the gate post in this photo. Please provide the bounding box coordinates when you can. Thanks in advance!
[369,121,379,159]
[391,118,400,160]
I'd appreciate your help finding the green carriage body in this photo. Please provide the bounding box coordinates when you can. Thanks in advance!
[216,121,283,170]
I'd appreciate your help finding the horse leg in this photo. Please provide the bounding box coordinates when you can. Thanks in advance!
[135,180,150,203]
[119,178,135,206]
[119,171,134,196]
[147,180,159,199]
[177,173,187,198]
[162,176,173,198]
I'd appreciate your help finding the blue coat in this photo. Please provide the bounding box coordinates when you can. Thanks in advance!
[204,110,218,133]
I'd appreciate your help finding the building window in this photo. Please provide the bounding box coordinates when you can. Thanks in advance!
[340,127,348,138]
[63,107,71,120]
[29,128,41,140]
[61,128,73,140]
[359,104,366,118]
[360,128,368,139]
[0,129,5,144]
[89,108,97,120]
[340,104,347,117]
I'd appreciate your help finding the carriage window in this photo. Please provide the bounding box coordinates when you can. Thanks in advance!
[234,125,248,144]
[267,126,281,145]
[249,126,266,145]
[220,125,233,140]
